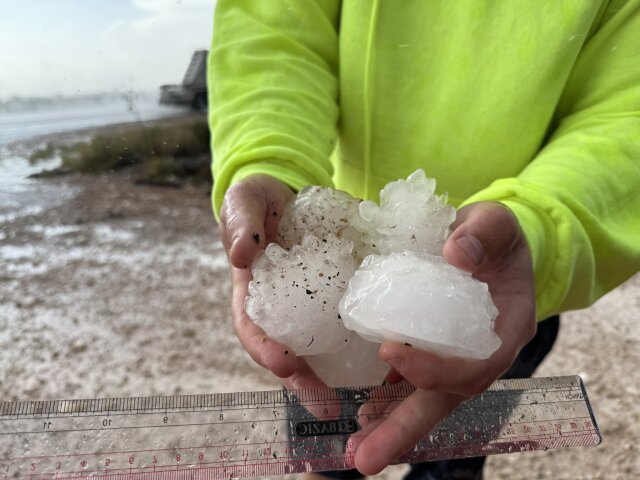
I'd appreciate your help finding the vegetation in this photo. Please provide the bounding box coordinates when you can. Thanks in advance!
[29,117,212,184]
[28,142,56,163]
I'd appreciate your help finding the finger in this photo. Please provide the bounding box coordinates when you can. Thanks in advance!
[356,381,409,429]
[220,181,267,269]
[354,389,465,475]
[232,267,297,378]
[282,357,327,390]
[282,358,342,420]
[378,342,511,396]
[443,202,521,273]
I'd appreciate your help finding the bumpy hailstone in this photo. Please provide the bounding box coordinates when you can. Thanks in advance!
[352,169,456,258]
[304,334,389,387]
[246,234,355,355]
[339,251,501,360]
[277,186,362,249]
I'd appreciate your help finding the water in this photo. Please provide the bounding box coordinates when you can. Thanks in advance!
[0,146,73,224]
[0,92,189,225]
[0,92,188,147]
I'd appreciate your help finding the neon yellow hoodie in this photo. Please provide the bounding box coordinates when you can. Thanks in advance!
[209,0,640,321]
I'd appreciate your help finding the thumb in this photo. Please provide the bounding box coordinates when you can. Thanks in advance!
[220,175,295,269]
[220,181,267,269]
[443,202,521,273]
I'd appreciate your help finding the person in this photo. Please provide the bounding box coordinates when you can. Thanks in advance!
[207,1,640,478]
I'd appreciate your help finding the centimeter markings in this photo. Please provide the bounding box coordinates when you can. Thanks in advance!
[0,376,601,480]
[0,377,579,418]
[0,384,409,417]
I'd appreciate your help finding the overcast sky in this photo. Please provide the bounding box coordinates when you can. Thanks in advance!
[0,0,215,99]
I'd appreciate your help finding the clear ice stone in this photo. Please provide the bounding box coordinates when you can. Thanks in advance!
[246,170,500,371]
[339,251,501,360]
[245,234,355,355]
[304,334,389,387]
[352,169,456,258]
[277,186,362,249]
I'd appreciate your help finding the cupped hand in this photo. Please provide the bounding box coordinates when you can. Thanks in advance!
[352,201,538,475]
[221,175,328,391]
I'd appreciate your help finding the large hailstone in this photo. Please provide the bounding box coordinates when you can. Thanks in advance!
[246,234,355,355]
[339,251,501,360]
[277,186,361,249]
[304,334,389,387]
[352,169,456,258]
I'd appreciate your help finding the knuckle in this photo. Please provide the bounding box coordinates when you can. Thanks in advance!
[222,182,257,220]
[223,210,242,233]
[494,205,521,244]
[227,181,258,204]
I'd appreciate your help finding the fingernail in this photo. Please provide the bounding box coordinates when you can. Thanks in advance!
[456,235,484,265]
[385,357,404,371]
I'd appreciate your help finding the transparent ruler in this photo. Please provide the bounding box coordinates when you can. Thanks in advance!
[0,376,600,480]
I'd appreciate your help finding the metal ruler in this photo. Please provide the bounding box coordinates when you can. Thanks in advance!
[0,376,600,480]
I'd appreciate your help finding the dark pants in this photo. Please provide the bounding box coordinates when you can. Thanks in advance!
[323,315,561,480]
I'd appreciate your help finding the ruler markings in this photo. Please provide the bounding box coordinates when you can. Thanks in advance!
[14,447,358,478]
[0,392,581,419]
[10,455,360,480]
[1,420,597,464]
[8,423,599,462]
[0,377,600,479]
[0,402,590,439]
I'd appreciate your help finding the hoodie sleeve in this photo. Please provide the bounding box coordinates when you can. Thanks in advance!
[464,0,640,320]
[208,0,341,220]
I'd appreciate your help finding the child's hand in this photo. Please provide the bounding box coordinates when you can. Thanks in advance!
[351,202,537,475]
[220,175,327,390]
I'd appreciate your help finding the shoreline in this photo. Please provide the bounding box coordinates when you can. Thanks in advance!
[3,111,204,154]
[5,112,211,187]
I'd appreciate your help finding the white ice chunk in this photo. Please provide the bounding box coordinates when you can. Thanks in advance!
[246,234,355,355]
[352,169,456,258]
[277,186,362,249]
[304,334,389,387]
[339,251,501,360]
